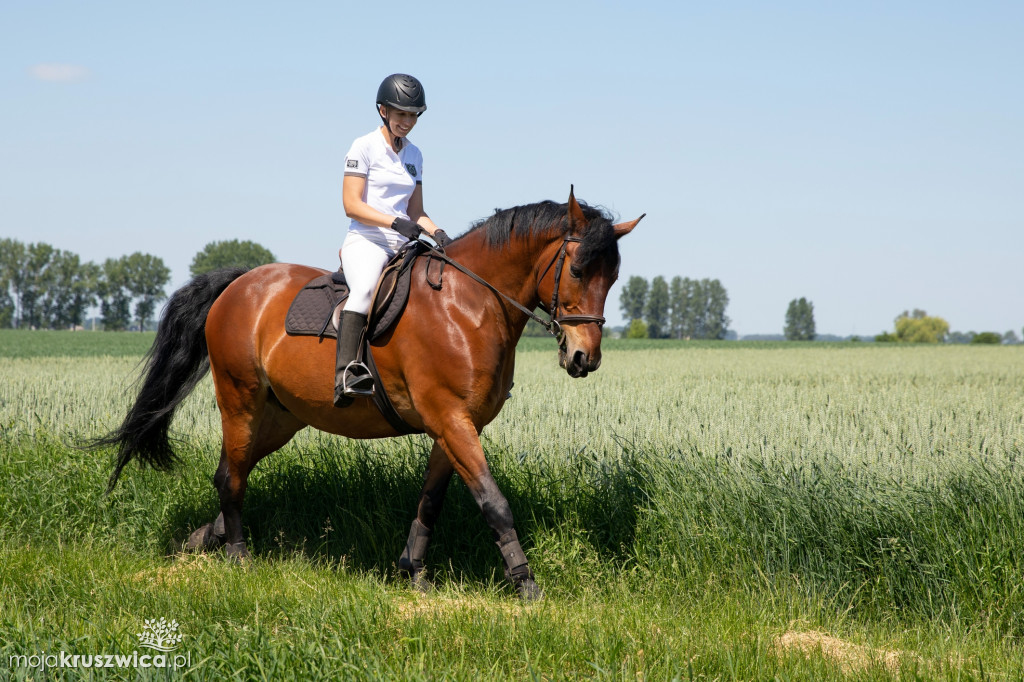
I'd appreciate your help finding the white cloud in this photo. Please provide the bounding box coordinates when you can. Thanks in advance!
[29,63,91,83]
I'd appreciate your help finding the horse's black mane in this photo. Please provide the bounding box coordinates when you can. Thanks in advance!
[464,200,618,268]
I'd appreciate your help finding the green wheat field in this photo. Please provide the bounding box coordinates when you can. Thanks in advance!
[1,329,1022,680]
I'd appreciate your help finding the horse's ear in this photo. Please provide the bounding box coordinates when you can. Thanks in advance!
[613,213,645,239]
[567,185,587,232]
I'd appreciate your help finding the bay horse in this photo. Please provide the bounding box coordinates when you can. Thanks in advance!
[99,188,642,599]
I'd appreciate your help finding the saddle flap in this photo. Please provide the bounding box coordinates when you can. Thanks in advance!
[284,240,428,341]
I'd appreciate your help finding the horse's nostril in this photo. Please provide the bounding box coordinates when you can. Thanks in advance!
[572,350,586,368]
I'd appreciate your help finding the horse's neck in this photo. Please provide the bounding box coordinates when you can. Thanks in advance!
[442,231,556,332]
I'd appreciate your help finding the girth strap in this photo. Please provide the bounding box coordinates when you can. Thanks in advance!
[363,344,420,435]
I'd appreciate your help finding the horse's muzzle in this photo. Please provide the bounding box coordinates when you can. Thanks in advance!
[558,341,602,378]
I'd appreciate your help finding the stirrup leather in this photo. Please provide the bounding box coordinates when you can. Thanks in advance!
[342,360,375,397]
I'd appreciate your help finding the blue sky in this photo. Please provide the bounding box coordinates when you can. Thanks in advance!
[3,1,1022,336]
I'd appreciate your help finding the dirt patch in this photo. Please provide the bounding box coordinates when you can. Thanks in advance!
[773,629,916,674]
[394,593,522,621]
[132,554,218,586]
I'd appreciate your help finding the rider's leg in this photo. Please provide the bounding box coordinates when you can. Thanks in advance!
[334,310,374,405]
[335,234,394,407]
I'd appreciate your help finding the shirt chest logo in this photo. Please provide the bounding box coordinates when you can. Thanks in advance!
[405,163,418,177]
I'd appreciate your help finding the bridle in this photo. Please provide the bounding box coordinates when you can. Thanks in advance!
[535,236,607,341]
[421,234,606,342]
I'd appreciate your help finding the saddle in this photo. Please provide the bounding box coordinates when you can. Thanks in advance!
[284,240,434,436]
[285,240,429,342]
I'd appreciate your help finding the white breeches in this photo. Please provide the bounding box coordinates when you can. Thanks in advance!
[340,232,399,314]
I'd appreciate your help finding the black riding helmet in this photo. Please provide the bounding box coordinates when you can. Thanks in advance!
[376,74,426,151]
[376,74,427,114]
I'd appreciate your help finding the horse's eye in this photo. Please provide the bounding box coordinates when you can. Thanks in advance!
[569,266,583,279]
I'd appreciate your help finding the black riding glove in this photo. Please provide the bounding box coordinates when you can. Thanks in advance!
[391,217,422,240]
[430,229,452,247]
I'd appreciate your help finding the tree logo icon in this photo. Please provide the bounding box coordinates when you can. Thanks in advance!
[136,618,184,652]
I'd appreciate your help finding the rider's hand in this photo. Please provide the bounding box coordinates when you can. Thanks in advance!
[391,217,422,240]
[430,229,452,247]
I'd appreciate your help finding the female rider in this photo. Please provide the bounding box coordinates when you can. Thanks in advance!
[336,74,450,407]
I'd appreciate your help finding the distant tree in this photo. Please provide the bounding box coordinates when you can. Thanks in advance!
[19,242,60,329]
[668,276,685,339]
[619,276,648,324]
[626,318,648,339]
[682,278,705,339]
[946,331,975,344]
[661,277,730,340]
[68,260,101,328]
[1002,330,1020,345]
[190,239,276,277]
[37,251,100,329]
[0,238,28,327]
[875,331,897,342]
[645,276,670,338]
[122,252,170,331]
[893,310,949,343]
[971,332,1001,344]
[703,279,730,340]
[784,297,816,341]
[98,258,132,331]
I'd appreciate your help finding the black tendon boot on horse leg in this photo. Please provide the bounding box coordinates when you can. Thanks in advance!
[398,443,453,592]
[398,519,433,592]
[334,310,375,407]
[498,529,542,601]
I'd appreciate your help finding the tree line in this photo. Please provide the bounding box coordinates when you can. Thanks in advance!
[0,238,276,331]
[0,238,170,331]
[875,309,1022,345]
[618,275,731,339]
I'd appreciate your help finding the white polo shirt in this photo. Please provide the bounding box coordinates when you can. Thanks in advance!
[343,127,423,249]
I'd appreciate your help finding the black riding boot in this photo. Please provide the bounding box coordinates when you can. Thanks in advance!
[334,311,375,408]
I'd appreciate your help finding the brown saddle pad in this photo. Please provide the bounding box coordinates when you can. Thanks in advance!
[285,240,428,341]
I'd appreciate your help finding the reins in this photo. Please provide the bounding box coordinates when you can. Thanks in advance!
[420,235,604,341]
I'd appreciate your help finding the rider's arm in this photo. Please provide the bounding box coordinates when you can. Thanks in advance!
[342,175,400,229]
[407,184,440,236]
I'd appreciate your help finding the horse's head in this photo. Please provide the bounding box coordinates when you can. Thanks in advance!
[540,187,643,378]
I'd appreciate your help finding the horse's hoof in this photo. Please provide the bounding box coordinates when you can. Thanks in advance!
[409,571,434,594]
[224,541,250,563]
[184,523,224,552]
[515,578,543,602]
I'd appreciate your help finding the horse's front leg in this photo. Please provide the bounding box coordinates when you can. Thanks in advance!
[432,415,541,601]
[398,442,453,591]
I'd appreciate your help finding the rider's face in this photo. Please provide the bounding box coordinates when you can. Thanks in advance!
[381,106,418,138]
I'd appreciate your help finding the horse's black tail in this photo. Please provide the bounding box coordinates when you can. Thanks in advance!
[93,267,249,493]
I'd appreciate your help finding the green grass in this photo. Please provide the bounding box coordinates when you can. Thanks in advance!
[1,331,1023,680]
[0,329,156,358]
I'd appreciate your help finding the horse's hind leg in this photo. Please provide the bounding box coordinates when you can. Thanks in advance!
[399,442,454,591]
[187,384,304,559]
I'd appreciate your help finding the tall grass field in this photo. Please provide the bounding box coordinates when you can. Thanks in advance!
[1,329,1022,680]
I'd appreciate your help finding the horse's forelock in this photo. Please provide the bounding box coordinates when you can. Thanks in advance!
[574,218,618,270]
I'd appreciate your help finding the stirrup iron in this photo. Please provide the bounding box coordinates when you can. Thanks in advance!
[342,360,375,397]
